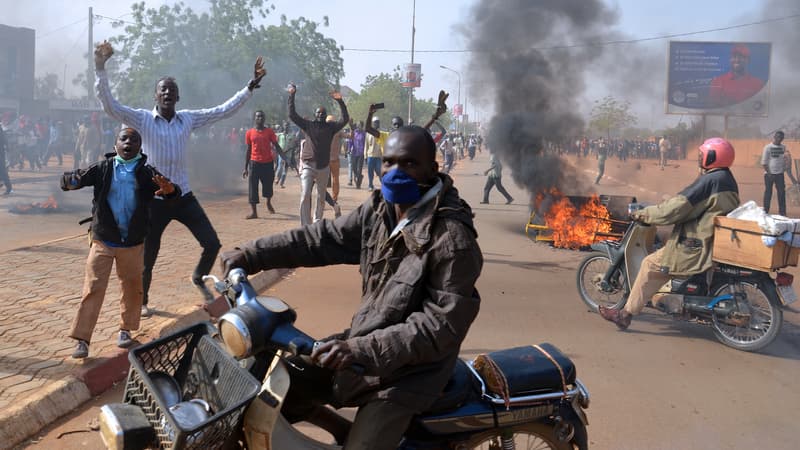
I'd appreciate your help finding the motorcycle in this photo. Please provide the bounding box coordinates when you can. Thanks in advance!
[576,205,791,352]
[99,269,590,450]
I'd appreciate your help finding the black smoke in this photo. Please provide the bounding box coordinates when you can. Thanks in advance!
[462,0,627,196]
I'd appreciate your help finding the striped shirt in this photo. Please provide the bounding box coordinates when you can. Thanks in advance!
[95,69,253,194]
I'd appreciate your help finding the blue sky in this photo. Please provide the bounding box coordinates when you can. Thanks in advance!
[5,0,790,127]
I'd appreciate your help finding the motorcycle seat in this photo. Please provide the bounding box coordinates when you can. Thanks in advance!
[475,343,576,398]
[423,359,480,415]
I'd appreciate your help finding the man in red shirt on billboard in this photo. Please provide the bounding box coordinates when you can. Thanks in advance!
[708,44,765,108]
[243,110,283,219]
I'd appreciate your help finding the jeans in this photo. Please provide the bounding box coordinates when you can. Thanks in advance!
[366,157,382,190]
[300,162,331,225]
[349,154,364,188]
[275,154,287,186]
[764,173,787,216]
[142,193,221,306]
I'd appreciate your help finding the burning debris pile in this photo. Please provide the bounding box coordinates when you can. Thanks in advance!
[9,195,61,214]
[528,192,636,249]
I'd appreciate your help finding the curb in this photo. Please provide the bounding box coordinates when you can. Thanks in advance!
[2,268,292,450]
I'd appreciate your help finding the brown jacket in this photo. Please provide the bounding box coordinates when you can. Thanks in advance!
[238,173,482,411]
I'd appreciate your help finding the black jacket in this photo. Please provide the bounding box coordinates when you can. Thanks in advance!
[60,153,179,246]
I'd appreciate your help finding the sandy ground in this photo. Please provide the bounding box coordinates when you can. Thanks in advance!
[13,150,800,450]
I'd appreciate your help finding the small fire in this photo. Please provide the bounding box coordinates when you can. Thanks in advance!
[9,195,59,214]
[535,189,612,249]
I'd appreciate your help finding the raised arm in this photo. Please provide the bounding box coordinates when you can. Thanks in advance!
[94,41,146,129]
[287,83,311,131]
[188,57,264,129]
[422,90,449,130]
[364,104,380,137]
[330,91,350,132]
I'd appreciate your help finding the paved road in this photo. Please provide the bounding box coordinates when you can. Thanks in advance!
[13,150,800,450]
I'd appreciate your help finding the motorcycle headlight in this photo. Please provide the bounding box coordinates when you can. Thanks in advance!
[219,313,252,359]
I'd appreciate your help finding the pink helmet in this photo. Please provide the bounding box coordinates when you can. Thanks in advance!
[698,137,735,169]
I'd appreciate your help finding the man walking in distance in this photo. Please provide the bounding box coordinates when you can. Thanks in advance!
[243,111,283,219]
[480,150,513,205]
[287,82,349,225]
[658,135,671,170]
[93,40,265,315]
[0,125,12,195]
[762,130,798,216]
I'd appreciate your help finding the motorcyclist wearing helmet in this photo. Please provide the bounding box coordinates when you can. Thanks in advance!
[599,138,740,330]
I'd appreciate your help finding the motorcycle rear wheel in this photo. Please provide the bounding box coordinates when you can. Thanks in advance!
[710,279,783,352]
[462,422,575,450]
[576,251,627,313]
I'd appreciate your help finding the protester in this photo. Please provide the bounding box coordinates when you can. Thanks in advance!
[0,126,12,195]
[761,130,797,216]
[596,138,608,184]
[243,110,282,219]
[348,121,366,189]
[480,150,514,204]
[93,40,265,315]
[61,128,179,358]
[287,82,349,225]
[326,115,343,203]
[658,135,671,170]
[219,125,482,449]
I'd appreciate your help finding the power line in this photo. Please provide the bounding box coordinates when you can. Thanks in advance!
[35,17,87,40]
[93,14,138,27]
[342,12,800,54]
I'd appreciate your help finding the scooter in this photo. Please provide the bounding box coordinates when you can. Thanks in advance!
[576,206,791,352]
[99,269,590,450]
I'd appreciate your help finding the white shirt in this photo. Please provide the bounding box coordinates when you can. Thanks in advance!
[95,69,253,194]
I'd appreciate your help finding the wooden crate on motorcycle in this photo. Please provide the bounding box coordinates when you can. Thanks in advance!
[712,216,800,271]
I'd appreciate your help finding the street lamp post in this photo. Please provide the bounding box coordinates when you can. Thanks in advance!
[440,65,461,134]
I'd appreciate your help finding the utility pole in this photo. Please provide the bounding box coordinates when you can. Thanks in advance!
[407,0,416,124]
[87,7,94,100]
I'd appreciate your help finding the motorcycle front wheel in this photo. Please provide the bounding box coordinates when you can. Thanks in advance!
[710,279,783,352]
[576,251,627,313]
[462,422,576,450]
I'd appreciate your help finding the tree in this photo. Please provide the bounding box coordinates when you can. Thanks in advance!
[589,96,636,139]
[345,69,451,129]
[102,0,343,123]
[35,73,65,99]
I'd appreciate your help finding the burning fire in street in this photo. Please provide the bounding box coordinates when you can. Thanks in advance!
[9,195,61,215]
[533,189,614,249]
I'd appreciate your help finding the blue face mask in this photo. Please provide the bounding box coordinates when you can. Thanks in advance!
[381,168,421,204]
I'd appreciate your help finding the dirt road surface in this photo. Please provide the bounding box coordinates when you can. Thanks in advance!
[12,151,800,450]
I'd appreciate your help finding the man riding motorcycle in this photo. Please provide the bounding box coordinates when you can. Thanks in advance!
[599,137,740,330]
[219,125,483,449]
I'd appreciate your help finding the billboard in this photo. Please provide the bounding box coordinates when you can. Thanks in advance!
[401,63,421,88]
[666,41,771,117]
[453,103,463,116]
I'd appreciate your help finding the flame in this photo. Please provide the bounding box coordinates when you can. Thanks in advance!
[9,195,59,214]
[535,189,612,249]
[40,195,58,209]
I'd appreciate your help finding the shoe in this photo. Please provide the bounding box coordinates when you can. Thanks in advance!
[191,277,215,303]
[72,340,89,359]
[267,202,275,214]
[141,305,153,318]
[598,305,632,330]
[1,189,11,196]
[505,197,514,205]
[245,213,257,219]
[333,203,342,218]
[347,181,353,186]
[118,330,134,348]
[480,200,489,204]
